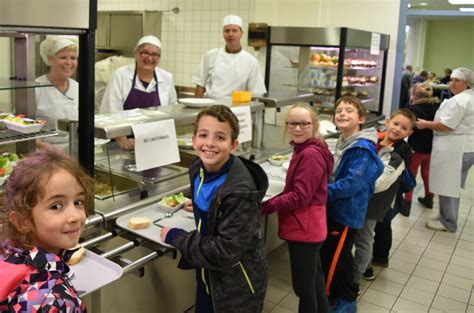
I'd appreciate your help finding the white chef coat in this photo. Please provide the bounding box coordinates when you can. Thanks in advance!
[35,75,79,146]
[192,48,266,99]
[100,64,177,114]
[429,89,474,197]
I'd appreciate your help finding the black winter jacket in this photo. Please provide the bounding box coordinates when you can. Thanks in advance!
[169,155,269,313]
[366,140,412,221]
[409,99,440,154]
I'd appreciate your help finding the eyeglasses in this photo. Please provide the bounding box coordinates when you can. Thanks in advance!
[286,121,312,129]
[139,51,161,59]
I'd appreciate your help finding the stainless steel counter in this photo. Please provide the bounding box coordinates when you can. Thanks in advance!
[253,91,315,109]
[94,99,265,139]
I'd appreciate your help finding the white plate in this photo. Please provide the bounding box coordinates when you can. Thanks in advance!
[178,98,216,108]
[3,119,43,134]
[282,162,290,171]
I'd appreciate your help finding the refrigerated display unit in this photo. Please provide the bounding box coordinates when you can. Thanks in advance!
[264,27,390,115]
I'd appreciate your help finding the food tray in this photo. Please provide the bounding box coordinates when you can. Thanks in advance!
[69,249,123,296]
[3,119,43,134]
[178,98,216,108]
[116,202,195,247]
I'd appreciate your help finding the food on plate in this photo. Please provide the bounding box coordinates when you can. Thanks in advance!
[270,155,289,161]
[3,114,42,125]
[128,216,152,230]
[159,192,187,207]
[0,156,14,175]
[68,245,86,265]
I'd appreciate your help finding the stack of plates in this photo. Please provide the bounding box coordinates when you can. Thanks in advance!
[178,98,216,108]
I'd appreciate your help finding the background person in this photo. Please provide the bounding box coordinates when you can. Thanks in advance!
[404,84,440,211]
[192,15,266,99]
[416,67,474,232]
[399,65,413,108]
[440,68,452,84]
[100,35,177,150]
[36,36,79,150]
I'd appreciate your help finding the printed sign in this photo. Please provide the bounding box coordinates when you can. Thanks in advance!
[370,32,381,55]
[132,119,180,171]
[231,106,252,143]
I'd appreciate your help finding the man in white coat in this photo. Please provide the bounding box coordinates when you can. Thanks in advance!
[192,15,266,99]
[416,67,474,232]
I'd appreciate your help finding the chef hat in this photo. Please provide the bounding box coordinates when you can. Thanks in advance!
[223,15,242,28]
[39,36,78,66]
[451,67,473,86]
[134,35,161,51]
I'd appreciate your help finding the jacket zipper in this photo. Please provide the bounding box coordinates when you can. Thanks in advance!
[239,261,255,294]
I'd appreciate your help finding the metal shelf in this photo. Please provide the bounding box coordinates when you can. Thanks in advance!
[0,129,58,145]
[0,78,52,90]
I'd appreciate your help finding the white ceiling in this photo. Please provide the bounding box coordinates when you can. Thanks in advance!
[408,0,474,20]
[409,0,474,10]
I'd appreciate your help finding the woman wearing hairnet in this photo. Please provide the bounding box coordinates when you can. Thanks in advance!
[100,35,177,150]
[416,67,474,232]
[36,36,79,149]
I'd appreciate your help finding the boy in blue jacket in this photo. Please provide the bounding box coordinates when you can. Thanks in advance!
[321,96,384,313]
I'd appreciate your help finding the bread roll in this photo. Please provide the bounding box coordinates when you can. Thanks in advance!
[69,245,85,265]
[128,216,151,230]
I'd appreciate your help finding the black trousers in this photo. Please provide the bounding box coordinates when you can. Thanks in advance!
[288,241,329,313]
[320,218,358,302]
[373,219,392,263]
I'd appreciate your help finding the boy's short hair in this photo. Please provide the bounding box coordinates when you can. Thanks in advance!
[1,147,94,249]
[390,108,416,129]
[334,96,368,117]
[194,105,240,142]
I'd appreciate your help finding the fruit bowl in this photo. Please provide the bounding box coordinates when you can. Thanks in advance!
[3,119,43,134]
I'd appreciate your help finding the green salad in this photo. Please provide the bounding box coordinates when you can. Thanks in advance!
[160,192,187,207]
[271,155,289,161]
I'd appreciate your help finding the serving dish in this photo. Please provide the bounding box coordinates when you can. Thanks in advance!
[3,119,43,134]
[268,155,289,166]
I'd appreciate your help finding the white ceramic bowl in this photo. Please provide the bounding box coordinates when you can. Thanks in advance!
[268,155,289,166]
[282,162,290,171]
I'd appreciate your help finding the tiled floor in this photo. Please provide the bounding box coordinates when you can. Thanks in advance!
[264,173,474,312]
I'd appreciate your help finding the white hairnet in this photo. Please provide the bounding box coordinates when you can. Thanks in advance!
[134,35,161,51]
[39,36,79,66]
[223,15,242,28]
[451,67,473,86]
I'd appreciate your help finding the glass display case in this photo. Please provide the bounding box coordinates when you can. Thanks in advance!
[265,27,390,114]
[0,0,97,174]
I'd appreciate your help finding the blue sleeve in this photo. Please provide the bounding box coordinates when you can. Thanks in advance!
[329,148,376,199]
